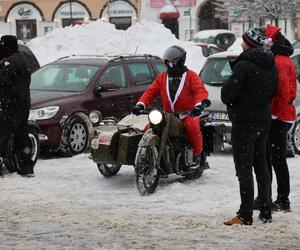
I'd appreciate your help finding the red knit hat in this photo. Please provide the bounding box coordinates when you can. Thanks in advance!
[264,24,281,46]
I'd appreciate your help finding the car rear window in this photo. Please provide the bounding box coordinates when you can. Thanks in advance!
[127,63,153,86]
[200,58,233,86]
[31,64,99,92]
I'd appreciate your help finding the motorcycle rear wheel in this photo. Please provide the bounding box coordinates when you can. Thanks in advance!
[134,146,160,195]
[97,164,121,177]
[5,126,40,173]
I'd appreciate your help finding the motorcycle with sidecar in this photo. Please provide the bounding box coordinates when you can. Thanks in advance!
[88,99,222,194]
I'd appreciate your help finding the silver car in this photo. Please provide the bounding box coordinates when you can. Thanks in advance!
[199,49,300,155]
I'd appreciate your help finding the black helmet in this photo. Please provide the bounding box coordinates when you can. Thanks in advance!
[163,45,186,65]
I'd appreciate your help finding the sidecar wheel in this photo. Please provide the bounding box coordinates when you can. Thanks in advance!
[134,146,160,195]
[97,164,121,177]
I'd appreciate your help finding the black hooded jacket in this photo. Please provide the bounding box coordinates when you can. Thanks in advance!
[221,48,278,124]
[0,51,31,125]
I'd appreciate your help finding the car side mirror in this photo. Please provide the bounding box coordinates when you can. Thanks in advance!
[95,83,119,96]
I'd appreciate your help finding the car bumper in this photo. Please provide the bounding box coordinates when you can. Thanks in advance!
[36,119,63,149]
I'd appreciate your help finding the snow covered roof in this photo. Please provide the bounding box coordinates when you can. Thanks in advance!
[159,5,177,14]
[194,29,235,39]
[159,4,179,19]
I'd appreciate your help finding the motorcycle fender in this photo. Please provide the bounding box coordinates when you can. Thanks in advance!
[138,129,160,147]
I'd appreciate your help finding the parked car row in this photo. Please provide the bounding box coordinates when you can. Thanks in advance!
[199,49,300,155]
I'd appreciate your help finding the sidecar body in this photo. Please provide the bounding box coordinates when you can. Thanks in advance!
[90,114,148,165]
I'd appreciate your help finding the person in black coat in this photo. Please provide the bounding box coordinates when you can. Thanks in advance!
[221,27,278,225]
[0,35,33,177]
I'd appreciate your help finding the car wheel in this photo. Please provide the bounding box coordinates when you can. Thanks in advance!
[60,116,88,156]
[291,117,300,155]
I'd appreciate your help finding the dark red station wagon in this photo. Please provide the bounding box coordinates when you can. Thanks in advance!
[29,55,166,156]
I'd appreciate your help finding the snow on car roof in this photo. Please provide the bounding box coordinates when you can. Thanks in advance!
[207,50,240,58]
[193,29,235,39]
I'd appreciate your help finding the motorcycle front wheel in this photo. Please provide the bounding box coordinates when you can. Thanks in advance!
[97,164,121,177]
[134,146,160,195]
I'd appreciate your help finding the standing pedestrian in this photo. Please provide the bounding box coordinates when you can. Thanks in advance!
[221,27,278,225]
[0,35,34,177]
[264,24,297,212]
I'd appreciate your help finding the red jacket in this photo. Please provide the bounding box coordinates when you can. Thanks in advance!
[138,70,208,112]
[271,55,297,121]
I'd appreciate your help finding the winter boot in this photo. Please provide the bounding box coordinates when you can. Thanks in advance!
[274,199,291,212]
[190,154,201,169]
[259,209,272,223]
[224,215,253,226]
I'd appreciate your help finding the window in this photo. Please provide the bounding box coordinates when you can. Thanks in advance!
[127,63,152,86]
[154,63,167,74]
[99,64,127,88]
[200,59,233,86]
[31,65,98,92]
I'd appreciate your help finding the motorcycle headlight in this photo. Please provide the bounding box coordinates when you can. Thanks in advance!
[89,111,102,124]
[29,106,59,120]
[148,110,163,125]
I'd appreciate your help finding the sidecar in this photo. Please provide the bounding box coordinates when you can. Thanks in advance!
[89,114,148,177]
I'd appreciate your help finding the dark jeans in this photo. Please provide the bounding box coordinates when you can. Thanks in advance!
[268,119,293,202]
[231,123,272,220]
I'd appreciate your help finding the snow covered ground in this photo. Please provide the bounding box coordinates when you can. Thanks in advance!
[1,148,299,249]
[1,20,299,249]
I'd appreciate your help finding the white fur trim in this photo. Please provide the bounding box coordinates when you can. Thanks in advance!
[136,102,145,109]
[166,73,187,112]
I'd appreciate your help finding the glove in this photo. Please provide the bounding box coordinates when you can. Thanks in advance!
[190,105,204,117]
[131,104,144,116]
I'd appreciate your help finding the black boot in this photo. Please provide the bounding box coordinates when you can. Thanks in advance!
[274,199,291,212]
[259,209,272,223]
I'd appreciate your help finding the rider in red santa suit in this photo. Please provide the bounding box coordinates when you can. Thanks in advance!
[132,45,209,166]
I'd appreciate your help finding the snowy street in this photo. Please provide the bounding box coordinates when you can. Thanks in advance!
[1,149,299,249]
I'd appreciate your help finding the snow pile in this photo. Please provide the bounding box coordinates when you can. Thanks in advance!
[27,20,205,72]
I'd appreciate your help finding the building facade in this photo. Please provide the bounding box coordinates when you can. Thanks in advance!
[0,0,299,41]
[0,0,139,40]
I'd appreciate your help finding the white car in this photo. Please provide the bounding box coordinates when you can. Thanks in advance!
[199,49,300,155]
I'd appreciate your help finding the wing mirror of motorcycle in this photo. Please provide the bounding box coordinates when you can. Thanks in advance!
[201,99,211,108]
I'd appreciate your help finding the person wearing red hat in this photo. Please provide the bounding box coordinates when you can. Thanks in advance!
[222,27,278,225]
[0,35,34,177]
[257,24,297,212]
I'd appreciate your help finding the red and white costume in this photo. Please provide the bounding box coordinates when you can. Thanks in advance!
[137,70,208,155]
[265,24,297,122]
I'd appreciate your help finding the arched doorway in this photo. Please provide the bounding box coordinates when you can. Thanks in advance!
[197,0,228,31]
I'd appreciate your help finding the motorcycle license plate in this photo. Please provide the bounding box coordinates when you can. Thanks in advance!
[210,112,229,121]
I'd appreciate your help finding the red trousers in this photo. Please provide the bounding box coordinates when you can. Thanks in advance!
[181,116,203,156]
